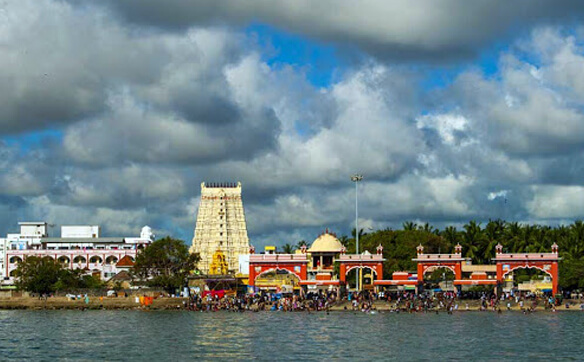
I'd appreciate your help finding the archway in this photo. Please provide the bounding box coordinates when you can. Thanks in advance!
[57,256,70,266]
[422,266,455,291]
[9,256,22,264]
[346,266,378,290]
[105,256,118,265]
[502,266,554,295]
[73,256,87,264]
[90,256,103,264]
[254,269,301,293]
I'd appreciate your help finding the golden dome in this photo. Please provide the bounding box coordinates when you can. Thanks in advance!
[308,231,343,253]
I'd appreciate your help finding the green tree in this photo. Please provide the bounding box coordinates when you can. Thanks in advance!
[14,256,62,294]
[482,219,505,261]
[281,243,295,254]
[133,237,200,294]
[504,221,522,252]
[338,235,350,247]
[441,226,460,246]
[402,221,418,231]
[461,221,486,263]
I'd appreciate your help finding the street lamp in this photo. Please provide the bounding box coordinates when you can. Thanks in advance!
[350,174,363,291]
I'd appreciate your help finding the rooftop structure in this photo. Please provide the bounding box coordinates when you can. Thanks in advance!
[308,230,343,253]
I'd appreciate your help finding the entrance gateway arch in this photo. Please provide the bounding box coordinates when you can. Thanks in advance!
[374,243,559,295]
[494,243,559,295]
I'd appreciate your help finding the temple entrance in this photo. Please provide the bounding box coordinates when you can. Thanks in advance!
[494,242,559,295]
[254,269,301,293]
[346,267,378,290]
[502,267,554,295]
[423,267,455,292]
[337,247,385,292]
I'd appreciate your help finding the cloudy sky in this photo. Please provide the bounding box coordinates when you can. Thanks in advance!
[2,0,584,247]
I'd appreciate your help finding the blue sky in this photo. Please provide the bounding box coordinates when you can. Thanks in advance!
[1,1,584,247]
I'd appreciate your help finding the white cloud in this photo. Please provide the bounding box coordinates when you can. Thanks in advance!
[527,185,584,219]
[417,113,469,145]
[488,190,508,201]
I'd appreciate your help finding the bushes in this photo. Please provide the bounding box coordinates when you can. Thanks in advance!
[14,256,104,294]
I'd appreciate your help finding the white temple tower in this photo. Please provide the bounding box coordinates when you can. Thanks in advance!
[190,182,250,274]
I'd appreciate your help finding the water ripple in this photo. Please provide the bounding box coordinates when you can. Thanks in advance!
[0,310,582,360]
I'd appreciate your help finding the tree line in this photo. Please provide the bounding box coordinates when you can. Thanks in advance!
[283,220,584,290]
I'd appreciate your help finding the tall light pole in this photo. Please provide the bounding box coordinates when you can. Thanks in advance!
[351,174,363,292]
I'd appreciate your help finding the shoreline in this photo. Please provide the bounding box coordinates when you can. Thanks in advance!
[0,297,582,312]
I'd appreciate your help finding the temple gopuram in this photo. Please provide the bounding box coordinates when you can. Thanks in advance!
[189,182,250,275]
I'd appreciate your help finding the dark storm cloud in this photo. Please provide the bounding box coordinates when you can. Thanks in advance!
[0,0,161,135]
[80,0,584,60]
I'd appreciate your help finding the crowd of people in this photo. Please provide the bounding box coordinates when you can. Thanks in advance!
[168,288,584,313]
[370,290,584,313]
[182,290,338,312]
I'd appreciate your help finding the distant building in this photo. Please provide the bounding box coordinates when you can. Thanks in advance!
[189,182,250,274]
[2,222,155,284]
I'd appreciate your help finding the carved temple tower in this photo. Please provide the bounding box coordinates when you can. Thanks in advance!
[190,182,250,274]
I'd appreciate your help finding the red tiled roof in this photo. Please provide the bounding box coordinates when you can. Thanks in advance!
[116,255,135,267]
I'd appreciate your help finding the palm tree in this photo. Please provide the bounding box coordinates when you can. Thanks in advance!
[461,221,486,263]
[441,226,460,248]
[338,235,350,247]
[420,222,437,234]
[504,221,522,252]
[515,224,535,253]
[351,228,367,239]
[532,225,550,253]
[281,243,295,254]
[483,219,504,261]
[402,221,418,231]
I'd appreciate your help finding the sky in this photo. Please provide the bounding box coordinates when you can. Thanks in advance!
[2,1,584,248]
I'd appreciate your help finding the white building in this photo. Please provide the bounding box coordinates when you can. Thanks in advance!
[2,222,155,284]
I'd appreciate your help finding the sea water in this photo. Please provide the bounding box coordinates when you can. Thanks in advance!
[0,310,582,360]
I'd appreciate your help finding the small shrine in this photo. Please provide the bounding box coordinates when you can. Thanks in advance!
[208,248,229,275]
